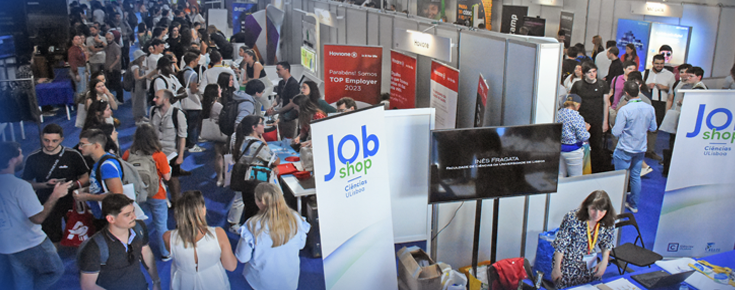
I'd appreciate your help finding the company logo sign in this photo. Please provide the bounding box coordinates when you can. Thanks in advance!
[684,104,734,156]
[667,243,693,252]
[328,51,358,58]
[324,125,380,182]
[705,242,721,253]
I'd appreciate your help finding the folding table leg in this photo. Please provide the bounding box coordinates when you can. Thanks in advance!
[9,122,16,142]
[20,121,25,140]
[66,105,71,120]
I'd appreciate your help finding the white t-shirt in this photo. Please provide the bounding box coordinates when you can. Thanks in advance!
[154,75,184,109]
[595,48,612,80]
[0,174,47,254]
[646,68,676,102]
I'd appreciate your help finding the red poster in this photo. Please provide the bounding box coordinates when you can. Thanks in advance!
[474,74,489,127]
[429,61,459,129]
[323,45,383,104]
[389,51,417,109]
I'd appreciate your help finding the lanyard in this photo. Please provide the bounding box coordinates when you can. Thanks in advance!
[586,222,600,254]
[628,99,642,103]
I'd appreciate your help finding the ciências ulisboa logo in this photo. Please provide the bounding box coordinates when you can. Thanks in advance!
[685,104,734,156]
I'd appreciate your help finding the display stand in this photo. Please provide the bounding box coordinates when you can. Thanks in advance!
[470,198,500,276]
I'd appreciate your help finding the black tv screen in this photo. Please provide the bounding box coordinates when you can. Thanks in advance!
[429,124,561,204]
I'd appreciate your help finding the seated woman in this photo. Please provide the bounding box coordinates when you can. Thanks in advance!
[291,94,327,147]
[552,190,616,289]
[300,80,336,114]
[164,190,237,290]
[236,183,310,290]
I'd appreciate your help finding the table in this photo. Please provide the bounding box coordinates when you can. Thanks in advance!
[268,140,316,213]
[558,250,735,290]
[35,68,75,120]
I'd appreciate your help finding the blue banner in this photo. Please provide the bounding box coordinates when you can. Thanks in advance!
[232,3,257,35]
[615,19,651,71]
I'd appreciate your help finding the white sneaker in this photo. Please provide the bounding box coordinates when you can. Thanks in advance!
[188,144,205,153]
[640,166,653,177]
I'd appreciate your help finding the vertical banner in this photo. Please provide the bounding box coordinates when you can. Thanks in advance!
[389,51,417,110]
[311,106,398,290]
[520,17,546,36]
[646,22,691,69]
[265,5,285,65]
[323,44,383,104]
[500,5,528,34]
[430,61,459,129]
[559,11,574,48]
[474,74,489,127]
[615,19,651,72]
[653,91,735,257]
[232,3,258,35]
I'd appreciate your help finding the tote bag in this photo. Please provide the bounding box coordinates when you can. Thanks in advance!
[201,118,228,142]
[60,200,96,247]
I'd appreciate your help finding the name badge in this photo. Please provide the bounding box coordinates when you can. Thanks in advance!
[583,253,598,270]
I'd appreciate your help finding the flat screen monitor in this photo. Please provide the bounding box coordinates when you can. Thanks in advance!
[429,124,561,204]
[0,35,15,58]
[646,22,691,69]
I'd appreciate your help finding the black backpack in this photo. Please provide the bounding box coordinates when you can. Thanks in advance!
[77,223,145,266]
[219,98,253,136]
[151,106,181,134]
[147,75,167,105]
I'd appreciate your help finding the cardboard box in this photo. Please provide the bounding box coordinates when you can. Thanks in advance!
[397,246,443,290]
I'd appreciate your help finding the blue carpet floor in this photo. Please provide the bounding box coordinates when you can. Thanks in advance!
[6,83,672,290]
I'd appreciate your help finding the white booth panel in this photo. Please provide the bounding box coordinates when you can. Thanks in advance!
[539,5,562,40]
[335,6,347,44]
[346,8,368,45]
[436,199,497,269]
[367,12,380,46]
[534,43,562,124]
[436,26,460,69]
[457,32,507,128]
[496,196,526,261]
[524,194,549,264]
[384,109,435,243]
[713,8,735,78]
[681,4,719,78]
[503,41,537,126]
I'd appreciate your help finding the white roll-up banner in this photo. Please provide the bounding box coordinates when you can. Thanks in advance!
[310,106,398,290]
[653,90,735,257]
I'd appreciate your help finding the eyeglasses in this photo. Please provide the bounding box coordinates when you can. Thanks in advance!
[78,142,93,148]
[661,52,672,56]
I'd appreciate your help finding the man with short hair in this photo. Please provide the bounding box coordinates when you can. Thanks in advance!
[77,194,161,290]
[199,50,237,94]
[612,81,657,213]
[686,66,707,90]
[87,24,108,76]
[661,64,693,177]
[596,40,616,80]
[0,142,69,290]
[605,46,623,82]
[180,52,204,153]
[268,62,300,139]
[75,129,124,222]
[561,46,579,82]
[643,54,675,161]
[570,62,611,173]
[22,124,90,248]
[145,39,166,88]
[336,97,357,112]
[150,89,188,204]
[105,31,123,103]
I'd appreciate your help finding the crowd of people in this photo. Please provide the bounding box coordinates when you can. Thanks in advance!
[1,0,365,289]
[555,36,730,214]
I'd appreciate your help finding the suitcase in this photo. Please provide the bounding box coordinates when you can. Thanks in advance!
[305,196,321,258]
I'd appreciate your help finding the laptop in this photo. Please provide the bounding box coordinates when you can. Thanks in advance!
[631,270,695,289]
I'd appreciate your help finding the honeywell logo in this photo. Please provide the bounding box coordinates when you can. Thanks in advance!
[329,51,358,58]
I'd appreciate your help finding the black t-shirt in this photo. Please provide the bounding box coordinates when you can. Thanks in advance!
[77,223,150,290]
[561,59,578,83]
[277,76,300,107]
[607,59,624,82]
[570,79,609,124]
[22,146,89,205]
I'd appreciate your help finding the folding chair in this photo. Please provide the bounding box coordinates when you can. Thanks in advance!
[609,213,663,274]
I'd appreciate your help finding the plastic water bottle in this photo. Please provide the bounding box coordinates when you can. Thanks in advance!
[448,284,464,290]
[679,282,688,290]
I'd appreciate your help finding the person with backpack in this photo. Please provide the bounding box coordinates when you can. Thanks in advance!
[217,73,259,137]
[227,115,280,234]
[129,49,151,123]
[201,84,228,186]
[152,56,186,109]
[75,129,124,229]
[150,89,189,205]
[77,194,162,290]
[122,124,172,261]
[180,52,205,153]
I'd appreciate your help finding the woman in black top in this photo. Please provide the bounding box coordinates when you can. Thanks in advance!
[240,48,266,86]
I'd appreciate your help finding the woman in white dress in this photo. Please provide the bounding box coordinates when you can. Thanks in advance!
[163,190,237,290]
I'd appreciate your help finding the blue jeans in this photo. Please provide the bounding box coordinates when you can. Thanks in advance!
[613,149,645,209]
[74,67,87,96]
[185,110,202,148]
[0,238,64,290]
[141,198,170,257]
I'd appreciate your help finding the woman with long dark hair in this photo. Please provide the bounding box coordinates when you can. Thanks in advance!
[201,84,228,186]
[621,44,640,69]
[217,72,235,105]
[227,115,280,233]
[122,123,172,261]
[300,80,335,114]
[291,94,327,145]
[82,100,112,131]
[164,190,237,290]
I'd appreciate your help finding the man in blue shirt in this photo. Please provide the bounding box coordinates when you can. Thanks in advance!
[612,81,658,213]
[75,129,124,221]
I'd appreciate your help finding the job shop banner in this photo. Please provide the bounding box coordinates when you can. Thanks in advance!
[474,74,489,127]
[430,61,459,129]
[311,106,398,290]
[389,50,417,110]
[653,91,735,258]
[323,45,383,105]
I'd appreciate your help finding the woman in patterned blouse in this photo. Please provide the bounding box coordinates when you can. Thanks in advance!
[551,190,616,289]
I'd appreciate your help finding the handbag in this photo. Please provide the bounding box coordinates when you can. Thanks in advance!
[60,200,96,247]
[201,118,228,142]
[230,140,268,191]
[659,109,680,134]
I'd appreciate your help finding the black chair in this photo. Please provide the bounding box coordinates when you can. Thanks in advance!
[610,213,663,274]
